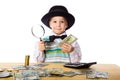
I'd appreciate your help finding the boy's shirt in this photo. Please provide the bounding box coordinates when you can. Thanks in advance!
[43,37,70,62]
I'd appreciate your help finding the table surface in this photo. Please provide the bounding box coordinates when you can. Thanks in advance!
[0,63,120,80]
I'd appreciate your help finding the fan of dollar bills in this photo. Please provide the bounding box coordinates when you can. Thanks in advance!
[59,34,77,46]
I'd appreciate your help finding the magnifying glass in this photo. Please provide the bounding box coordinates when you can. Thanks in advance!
[31,24,46,60]
[31,24,45,41]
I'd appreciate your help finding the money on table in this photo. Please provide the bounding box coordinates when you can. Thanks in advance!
[86,70,109,79]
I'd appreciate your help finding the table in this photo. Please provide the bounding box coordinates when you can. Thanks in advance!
[0,63,120,80]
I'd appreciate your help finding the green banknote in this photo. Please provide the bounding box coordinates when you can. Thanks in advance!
[86,70,109,79]
[13,70,40,80]
[59,34,77,46]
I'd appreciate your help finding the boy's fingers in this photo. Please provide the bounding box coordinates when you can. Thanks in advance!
[40,41,45,44]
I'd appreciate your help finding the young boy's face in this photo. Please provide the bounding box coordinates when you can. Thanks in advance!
[49,16,68,35]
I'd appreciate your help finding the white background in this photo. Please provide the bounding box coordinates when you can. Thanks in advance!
[0,0,120,66]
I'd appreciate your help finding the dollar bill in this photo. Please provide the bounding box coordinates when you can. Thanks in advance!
[86,70,109,79]
[12,63,48,70]
[41,68,63,77]
[43,68,83,77]
[13,70,40,80]
[63,71,83,77]
[59,34,77,46]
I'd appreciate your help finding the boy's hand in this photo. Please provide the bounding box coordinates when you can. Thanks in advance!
[38,41,46,52]
[61,43,74,53]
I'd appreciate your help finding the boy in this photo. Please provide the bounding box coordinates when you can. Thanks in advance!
[34,5,82,63]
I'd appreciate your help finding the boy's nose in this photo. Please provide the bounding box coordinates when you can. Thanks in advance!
[56,22,61,27]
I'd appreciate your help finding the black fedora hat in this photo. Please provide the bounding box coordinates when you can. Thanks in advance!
[41,5,75,30]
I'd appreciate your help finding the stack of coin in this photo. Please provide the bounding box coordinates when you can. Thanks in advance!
[25,55,30,66]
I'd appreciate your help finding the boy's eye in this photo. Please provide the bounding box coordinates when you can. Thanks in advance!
[53,21,57,23]
[60,21,64,23]
[52,21,65,23]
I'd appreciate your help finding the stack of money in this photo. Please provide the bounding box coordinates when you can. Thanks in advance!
[13,68,84,78]
[12,65,27,70]
[13,70,40,80]
[59,34,77,47]
[43,68,83,77]
[12,63,48,70]
[29,63,48,70]
[63,71,83,77]
[44,68,63,76]
[86,70,109,79]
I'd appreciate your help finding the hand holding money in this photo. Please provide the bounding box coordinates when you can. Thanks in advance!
[61,43,74,53]
[59,34,77,53]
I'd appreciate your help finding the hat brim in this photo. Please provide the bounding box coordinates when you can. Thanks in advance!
[41,12,75,30]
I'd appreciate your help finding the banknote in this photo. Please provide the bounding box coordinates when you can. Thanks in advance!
[63,71,83,76]
[12,65,27,70]
[12,63,48,70]
[45,68,64,76]
[59,34,77,46]
[13,68,84,78]
[13,70,40,80]
[43,68,83,77]
[86,70,109,79]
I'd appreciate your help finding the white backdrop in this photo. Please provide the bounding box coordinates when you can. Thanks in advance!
[0,0,120,66]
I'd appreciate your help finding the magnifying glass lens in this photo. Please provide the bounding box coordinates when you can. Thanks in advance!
[31,24,45,40]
